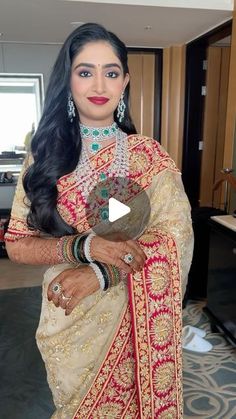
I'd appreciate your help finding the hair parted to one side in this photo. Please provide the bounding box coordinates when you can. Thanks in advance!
[23,22,136,236]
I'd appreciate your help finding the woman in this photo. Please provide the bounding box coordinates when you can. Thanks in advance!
[5,23,193,418]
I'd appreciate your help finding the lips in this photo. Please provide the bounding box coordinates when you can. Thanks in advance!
[88,96,109,105]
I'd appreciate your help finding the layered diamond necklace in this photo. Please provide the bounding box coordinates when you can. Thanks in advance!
[76,122,129,209]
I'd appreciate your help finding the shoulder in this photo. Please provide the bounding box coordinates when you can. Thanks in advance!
[127,134,179,174]
[24,152,34,167]
[128,134,168,158]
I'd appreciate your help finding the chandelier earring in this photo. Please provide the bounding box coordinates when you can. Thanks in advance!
[117,91,126,123]
[67,92,76,123]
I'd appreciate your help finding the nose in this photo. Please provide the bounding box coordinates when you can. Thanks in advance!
[93,73,106,94]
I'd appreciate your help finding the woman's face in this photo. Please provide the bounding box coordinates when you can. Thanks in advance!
[70,41,129,126]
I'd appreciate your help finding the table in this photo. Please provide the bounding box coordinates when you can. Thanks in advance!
[203,216,236,346]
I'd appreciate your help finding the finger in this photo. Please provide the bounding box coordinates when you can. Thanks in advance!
[49,280,72,308]
[58,279,78,309]
[128,240,147,261]
[47,271,67,302]
[113,255,133,273]
[59,291,72,310]
[47,269,76,303]
[47,280,63,307]
[120,243,142,272]
[47,281,56,301]
[65,294,81,316]
[124,255,140,272]
[127,240,147,267]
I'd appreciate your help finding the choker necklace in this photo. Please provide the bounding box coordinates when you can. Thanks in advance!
[80,122,119,154]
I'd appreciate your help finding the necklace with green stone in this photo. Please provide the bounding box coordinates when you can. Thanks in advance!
[80,122,118,154]
[76,127,129,223]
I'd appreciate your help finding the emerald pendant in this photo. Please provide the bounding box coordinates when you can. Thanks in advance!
[101,207,109,220]
[100,188,109,199]
[91,143,100,153]
[100,172,107,181]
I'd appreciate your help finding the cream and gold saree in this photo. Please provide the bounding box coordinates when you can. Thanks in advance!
[5,135,193,418]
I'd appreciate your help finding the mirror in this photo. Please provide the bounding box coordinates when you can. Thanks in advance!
[0,73,44,155]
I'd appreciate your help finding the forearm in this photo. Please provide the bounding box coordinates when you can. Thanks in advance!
[6,236,61,265]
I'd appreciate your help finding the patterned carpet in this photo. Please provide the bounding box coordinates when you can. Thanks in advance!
[183,301,236,419]
[0,287,235,419]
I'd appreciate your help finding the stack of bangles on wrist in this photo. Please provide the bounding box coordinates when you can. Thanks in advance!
[56,233,126,291]
[56,233,95,264]
[89,262,123,291]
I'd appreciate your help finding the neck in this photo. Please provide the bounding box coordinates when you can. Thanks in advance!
[80,122,118,141]
[79,122,119,154]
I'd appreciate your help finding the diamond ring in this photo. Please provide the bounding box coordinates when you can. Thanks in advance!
[123,253,134,264]
[61,293,71,301]
[51,282,62,295]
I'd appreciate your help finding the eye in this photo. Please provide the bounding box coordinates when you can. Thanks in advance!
[79,71,92,77]
[106,71,119,78]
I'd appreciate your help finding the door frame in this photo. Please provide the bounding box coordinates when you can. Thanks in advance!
[182,21,232,208]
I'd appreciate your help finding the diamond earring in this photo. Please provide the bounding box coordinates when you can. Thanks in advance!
[67,92,76,122]
[117,92,126,123]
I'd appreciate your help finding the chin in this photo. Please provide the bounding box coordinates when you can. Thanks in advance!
[84,113,115,124]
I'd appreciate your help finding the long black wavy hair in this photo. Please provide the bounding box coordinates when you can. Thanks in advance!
[23,22,137,237]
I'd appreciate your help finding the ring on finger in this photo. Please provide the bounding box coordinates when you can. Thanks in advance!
[51,282,62,295]
[61,294,71,301]
[123,253,134,265]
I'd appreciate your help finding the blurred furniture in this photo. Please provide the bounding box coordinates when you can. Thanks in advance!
[204,216,236,346]
[184,206,226,302]
[213,169,236,213]
[184,171,236,303]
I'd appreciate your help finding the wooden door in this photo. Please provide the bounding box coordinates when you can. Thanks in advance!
[128,53,155,138]
[199,46,230,208]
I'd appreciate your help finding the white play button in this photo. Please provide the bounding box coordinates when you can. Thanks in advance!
[85,176,151,240]
[108,197,130,222]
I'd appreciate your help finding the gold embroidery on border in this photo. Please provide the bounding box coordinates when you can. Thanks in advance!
[128,232,183,418]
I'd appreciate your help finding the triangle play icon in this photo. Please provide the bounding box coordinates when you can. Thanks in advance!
[108,197,130,222]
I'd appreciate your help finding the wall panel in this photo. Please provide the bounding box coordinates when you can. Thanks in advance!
[128,52,155,138]
[161,45,186,168]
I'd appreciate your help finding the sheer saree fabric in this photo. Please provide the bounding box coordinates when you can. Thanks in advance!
[5,135,193,418]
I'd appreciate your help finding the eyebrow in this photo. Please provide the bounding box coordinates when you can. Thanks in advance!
[73,62,122,71]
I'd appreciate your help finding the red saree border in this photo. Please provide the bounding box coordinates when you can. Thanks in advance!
[128,266,154,417]
[128,232,183,418]
[72,231,183,419]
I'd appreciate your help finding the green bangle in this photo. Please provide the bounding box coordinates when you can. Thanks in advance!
[73,235,89,263]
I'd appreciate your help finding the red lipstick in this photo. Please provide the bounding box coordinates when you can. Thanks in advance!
[88,96,109,105]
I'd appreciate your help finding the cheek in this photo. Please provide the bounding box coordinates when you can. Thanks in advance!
[111,81,125,98]
[70,77,85,97]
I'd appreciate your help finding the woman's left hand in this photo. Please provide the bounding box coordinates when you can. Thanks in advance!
[47,265,100,316]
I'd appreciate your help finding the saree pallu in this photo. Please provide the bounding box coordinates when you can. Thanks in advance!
[37,230,182,419]
[5,135,193,418]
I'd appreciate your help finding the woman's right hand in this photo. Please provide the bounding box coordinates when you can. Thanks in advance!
[90,233,147,273]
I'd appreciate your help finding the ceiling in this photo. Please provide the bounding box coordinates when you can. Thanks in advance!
[0,0,233,48]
